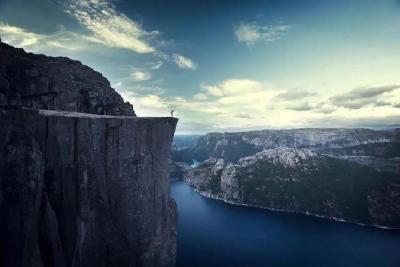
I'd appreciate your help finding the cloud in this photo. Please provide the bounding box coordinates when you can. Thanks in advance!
[125,61,162,83]
[136,94,167,109]
[285,102,315,111]
[119,80,400,133]
[276,89,317,100]
[61,0,197,70]
[0,23,91,51]
[112,81,123,88]
[330,84,400,109]
[146,61,163,70]
[374,101,391,107]
[200,84,223,97]
[193,93,208,100]
[235,113,253,119]
[119,79,274,131]
[306,114,400,129]
[234,22,291,45]
[201,79,264,97]
[314,104,337,114]
[0,23,41,46]
[172,54,197,70]
[131,71,151,81]
[63,0,156,53]
[2,0,197,70]
[167,79,274,128]
[120,91,170,117]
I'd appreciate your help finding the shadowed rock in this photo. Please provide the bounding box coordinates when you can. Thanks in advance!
[0,41,134,116]
[0,42,177,266]
[0,109,177,267]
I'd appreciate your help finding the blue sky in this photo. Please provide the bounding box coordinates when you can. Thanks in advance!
[1,0,400,133]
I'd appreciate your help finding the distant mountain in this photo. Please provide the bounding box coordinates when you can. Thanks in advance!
[190,128,398,162]
[171,128,400,228]
[171,135,201,163]
[185,147,400,228]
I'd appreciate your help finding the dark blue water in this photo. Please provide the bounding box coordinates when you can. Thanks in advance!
[171,181,400,267]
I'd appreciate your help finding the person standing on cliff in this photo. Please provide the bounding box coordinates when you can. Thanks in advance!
[171,110,174,117]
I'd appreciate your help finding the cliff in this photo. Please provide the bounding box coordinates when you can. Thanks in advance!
[173,130,400,228]
[0,41,134,116]
[0,42,177,267]
[185,147,400,228]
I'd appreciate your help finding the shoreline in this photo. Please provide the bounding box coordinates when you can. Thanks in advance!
[182,183,400,231]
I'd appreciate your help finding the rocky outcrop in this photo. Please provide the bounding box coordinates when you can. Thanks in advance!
[0,41,134,116]
[220,163,240,202]
[185,147,400,228]
[1,109,177,267]
[0,42,177,266]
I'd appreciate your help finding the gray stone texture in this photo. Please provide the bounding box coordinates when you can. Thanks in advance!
[0,41,177,267]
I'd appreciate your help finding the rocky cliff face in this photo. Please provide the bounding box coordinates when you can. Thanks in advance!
[175,129,400,228]
[185,147,400,228]
[0,42,177,267]
[189,129,396,162]
[0,42,134,116]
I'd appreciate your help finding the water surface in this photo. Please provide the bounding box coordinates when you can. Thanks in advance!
[171,181,400,267]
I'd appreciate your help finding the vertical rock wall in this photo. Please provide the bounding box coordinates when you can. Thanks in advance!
[0,109,178,267]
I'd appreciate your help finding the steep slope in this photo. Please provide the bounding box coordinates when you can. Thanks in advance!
[185,147,400,228]
[0,42,177,267]
[0,41,134,116]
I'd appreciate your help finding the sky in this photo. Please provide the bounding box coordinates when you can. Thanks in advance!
[0,0,400,134]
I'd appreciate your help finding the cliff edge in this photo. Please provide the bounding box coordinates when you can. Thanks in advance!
[0,42,177,267]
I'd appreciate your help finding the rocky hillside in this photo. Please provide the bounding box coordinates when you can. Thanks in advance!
[0,41,134,116]
[187,128,397,162]
[185,147,400,228]
[171,129,400,228]
[0,42,177,267]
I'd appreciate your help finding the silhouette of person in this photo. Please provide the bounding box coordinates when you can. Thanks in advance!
[171,110,174,117]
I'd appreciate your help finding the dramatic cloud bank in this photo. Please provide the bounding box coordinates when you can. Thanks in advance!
[0,0,197,70]
[330,85,400,109]
[65,0,156,53]
[63,0,196,69]
[128,80,400,133]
